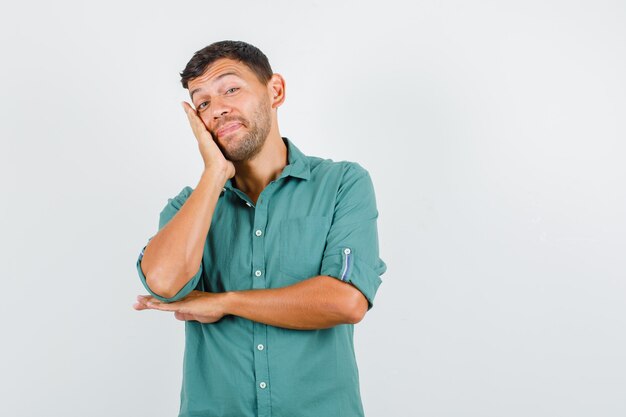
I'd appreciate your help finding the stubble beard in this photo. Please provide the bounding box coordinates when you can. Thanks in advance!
[218,96,272,162]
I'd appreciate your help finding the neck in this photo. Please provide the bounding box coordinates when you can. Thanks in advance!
[231,130,288,202]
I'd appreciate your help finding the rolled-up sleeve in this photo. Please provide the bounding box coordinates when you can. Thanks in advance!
[136,186,203,303]
[320,163,387,310]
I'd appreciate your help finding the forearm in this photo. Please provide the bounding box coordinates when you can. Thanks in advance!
[222,275,367,330]
[141,169,228,298]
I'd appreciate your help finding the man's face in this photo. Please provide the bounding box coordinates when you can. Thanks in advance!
[187,58,272,162]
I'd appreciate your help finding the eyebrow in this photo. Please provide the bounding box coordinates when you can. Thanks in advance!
[190,72,241,100]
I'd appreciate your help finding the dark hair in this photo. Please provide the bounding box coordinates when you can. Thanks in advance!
[180,40,273,89]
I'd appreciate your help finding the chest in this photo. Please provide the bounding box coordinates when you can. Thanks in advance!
[201,178,338,291]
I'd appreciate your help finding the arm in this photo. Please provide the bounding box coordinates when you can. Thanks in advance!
[139,102,235,299]
[140,169,228,299]
[135,275,369,330]
[223,275,369,329]
[136,163,386,325]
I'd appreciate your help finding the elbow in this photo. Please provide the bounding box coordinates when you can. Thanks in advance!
[344,291,368,324]
[141,259,172,298]
[145,265,192,299]
[145,273,177,299]
[141,252,198,300]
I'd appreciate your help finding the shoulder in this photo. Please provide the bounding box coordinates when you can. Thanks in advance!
[157,185,195,229]
[308,155,371,182]
[164,185,195,210]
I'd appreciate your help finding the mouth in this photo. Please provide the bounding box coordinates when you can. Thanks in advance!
[216,122,243,138]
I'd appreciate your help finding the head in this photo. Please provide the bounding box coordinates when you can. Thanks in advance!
[180,40,285,162]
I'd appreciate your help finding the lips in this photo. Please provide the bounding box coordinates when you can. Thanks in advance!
[216,122,243,138]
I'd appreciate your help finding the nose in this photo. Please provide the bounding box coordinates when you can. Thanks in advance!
[210,97,230,120]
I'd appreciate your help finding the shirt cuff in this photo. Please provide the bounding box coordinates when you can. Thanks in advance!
[320,247,384,311]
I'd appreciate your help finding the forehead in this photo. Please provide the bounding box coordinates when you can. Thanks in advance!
[187,58,255,91]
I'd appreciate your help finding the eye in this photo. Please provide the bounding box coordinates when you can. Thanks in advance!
[197,101,209,110]
[225,87,239,94]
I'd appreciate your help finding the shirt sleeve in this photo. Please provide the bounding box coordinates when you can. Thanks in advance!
[319,163,387,311]
[136,186,203,303]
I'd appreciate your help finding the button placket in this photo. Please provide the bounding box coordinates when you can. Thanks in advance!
[251,184,274,417]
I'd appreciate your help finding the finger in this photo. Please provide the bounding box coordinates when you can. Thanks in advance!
[182,102,197,124]
[181,101,200,125]
[133,302,148,310]
[133,295,150,309]
[182,101,212,140]
[135,294,154,307]
[146,300,177,312]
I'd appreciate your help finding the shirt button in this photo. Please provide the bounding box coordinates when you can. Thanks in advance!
[245,202,252,207]
[344,248,351,254]
[255,270,262,277]
[257,344,264,351]
[255,230,262,237]
[259,382,267,389]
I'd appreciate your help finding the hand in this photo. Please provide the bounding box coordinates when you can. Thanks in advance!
[181,101,235,179]
[133,290,229,324]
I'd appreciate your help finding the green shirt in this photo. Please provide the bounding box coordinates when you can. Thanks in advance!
[137,137,387,417]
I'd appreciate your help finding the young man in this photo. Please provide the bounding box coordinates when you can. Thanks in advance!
[133,40,387,417]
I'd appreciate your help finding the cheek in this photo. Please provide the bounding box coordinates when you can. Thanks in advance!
[198,114,213,131]
[243,101,263,121]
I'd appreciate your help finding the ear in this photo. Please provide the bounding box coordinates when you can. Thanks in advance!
[267,73,286,109]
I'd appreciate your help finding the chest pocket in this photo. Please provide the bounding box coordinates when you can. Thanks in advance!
[279,216,331,282]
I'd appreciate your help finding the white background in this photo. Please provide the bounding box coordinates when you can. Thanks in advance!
[1,1,625,416]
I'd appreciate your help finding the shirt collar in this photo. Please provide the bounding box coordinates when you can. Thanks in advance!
[278,137,311,181]
[223,137,310,192]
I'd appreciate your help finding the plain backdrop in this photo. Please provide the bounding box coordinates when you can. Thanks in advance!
[1,1,625,416]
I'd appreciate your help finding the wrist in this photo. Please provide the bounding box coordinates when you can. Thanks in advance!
[220,291,238,316]
[200,168,230,188]
[203,159,234,181]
